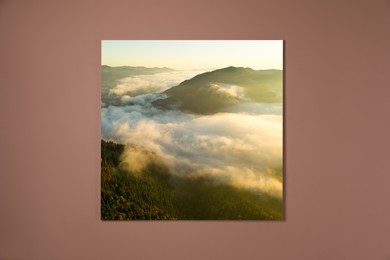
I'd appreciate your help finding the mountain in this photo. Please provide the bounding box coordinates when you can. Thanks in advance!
[101,65,174,106]
[152,66,282,114]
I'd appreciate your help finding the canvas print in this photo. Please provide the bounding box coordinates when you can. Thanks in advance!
[101,40,283,220]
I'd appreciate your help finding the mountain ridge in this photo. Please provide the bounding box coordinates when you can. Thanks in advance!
[152,66,282,114]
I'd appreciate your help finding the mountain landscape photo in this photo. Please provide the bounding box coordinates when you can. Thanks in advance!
[101,40,284,220]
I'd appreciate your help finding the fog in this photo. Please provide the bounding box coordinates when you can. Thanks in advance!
[207,83,246,99]
[102,70,283,198]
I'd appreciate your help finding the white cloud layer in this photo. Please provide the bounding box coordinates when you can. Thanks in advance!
[102,104,283,198]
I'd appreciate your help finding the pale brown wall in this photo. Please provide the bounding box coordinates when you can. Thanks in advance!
[1,0,390,259]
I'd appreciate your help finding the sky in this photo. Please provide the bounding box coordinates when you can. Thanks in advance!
[101,40,283,70]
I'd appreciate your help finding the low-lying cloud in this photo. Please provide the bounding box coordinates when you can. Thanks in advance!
[102,103,283,198]
[207,83,245,99]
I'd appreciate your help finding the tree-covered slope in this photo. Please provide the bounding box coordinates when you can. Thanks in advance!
[101,140,283,220]
[101,140,178,220]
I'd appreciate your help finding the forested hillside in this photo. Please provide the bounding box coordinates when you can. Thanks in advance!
[101,140,283,220]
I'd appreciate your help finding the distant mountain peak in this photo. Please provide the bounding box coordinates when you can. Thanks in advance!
[101,65,175,71]
[218,66,254,71]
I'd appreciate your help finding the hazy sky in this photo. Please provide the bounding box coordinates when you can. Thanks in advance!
[102,40,283,70]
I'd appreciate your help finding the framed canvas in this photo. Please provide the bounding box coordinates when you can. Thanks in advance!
[101,40,283,220]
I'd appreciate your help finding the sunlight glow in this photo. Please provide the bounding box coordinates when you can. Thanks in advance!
[102,40,283,70]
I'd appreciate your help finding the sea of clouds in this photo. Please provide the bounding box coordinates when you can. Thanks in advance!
[101,70,283,198]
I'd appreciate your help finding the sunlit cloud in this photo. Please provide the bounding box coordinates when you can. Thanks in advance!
[207,83,245,99]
